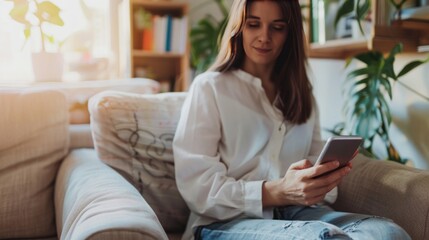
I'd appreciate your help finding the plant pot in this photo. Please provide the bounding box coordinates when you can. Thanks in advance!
[31,52,64,82]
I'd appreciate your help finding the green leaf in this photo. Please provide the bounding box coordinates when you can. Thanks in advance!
[347,67,371,80]
[377,92,391,125]
[397,57,429,78]
[36,1,64,26]
[352,78,370,89]
[9,1,30,25]
[23,26,31,39]
[354,51,383,66]
[355,110,379,138]
[355,0,371,36]
[387,43,403,59]
[190,0,228,70]
[44,33,55,44]
[334,0,354,29]
[377,76,392,98]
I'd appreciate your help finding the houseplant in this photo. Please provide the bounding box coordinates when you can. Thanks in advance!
[334,0,415,35]
[189,0,228,74]
[334,0,371,36]
[7,0,65,81]
[329,43,429,163]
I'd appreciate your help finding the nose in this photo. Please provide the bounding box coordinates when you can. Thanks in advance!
[258,26,271,43]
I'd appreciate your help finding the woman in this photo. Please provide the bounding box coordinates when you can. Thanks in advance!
[173,0,411,239]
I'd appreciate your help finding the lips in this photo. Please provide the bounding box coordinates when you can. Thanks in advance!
[254,47,271,54]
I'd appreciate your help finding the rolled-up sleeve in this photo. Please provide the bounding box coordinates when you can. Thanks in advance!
[173,75,264,221]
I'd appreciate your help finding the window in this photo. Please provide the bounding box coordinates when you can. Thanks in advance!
[0,0,122,84]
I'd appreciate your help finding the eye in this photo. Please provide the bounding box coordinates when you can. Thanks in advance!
[246,20,260,28]
[271,23,287,31]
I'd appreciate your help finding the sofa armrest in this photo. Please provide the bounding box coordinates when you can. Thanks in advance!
[332,154,429,240]
[54,149,168,240]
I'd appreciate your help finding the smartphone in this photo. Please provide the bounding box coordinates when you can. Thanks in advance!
[315,136,363,168]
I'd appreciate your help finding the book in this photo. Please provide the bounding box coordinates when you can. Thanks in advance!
[142,16,154,50]
[165,15,173,52]
[171,17,187,53]
[153,15,167,53]
[400,6,429,21]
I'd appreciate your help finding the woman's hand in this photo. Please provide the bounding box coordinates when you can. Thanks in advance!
[262,159,351,207]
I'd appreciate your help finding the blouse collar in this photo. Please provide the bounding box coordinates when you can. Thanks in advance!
[231,69,263,89]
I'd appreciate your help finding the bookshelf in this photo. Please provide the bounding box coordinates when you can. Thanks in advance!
[130,0,189,92]
[306,0,429,59]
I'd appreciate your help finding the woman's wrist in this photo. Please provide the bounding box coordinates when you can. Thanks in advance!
[262,180,289,207]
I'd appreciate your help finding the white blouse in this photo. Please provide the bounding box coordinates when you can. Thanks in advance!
[173,69,332,240]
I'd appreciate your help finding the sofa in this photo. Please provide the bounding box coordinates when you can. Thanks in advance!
[1,85,428,240]
[87,90,429,240]
[0,79,166,240]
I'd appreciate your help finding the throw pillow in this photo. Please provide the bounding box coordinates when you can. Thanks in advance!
[89,91,189,233]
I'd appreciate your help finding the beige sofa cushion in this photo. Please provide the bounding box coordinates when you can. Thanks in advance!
[89,91,189,233]
[0,89,69,238]
[60,78,160,124]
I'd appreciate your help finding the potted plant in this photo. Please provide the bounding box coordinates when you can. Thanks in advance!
[334,0,371,37]
[334,0,417,36]
[189,0,229,74]
[7,0,65,82]
[329,43,429,164]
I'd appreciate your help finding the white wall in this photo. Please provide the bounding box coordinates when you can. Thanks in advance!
[310,54,429,169]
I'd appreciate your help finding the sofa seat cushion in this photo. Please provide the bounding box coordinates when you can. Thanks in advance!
[0,89,69,238]
[89,91,189,233]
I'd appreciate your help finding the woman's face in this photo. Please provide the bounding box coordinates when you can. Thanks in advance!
[242,1,288,71]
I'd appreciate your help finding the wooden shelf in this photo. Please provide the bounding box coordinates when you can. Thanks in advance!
[130,0,189,92]
[309,38,369,59]
[132,50,184,58]
[131,0,187,9]
[306,0,429,59]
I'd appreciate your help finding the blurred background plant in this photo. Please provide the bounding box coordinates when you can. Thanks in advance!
[6,0,64,52]
[334,0,371,36]
[328,43,429,164]
[189,0,228,74]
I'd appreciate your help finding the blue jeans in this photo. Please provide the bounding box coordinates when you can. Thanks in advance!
[195,205,411,240]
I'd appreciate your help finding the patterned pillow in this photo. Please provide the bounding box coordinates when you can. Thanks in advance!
[89,91,189,233]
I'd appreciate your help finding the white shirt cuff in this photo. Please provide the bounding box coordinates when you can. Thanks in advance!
[244,180,264,218]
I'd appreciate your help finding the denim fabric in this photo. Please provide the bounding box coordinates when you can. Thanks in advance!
[196,205,411,240]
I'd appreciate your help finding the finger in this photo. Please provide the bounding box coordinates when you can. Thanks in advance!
[301,175,341,197]
[316,165,351,184]
[303,161,340,178]
[347,162,353,169]
[305,165,349,190]
[290,159,313,170]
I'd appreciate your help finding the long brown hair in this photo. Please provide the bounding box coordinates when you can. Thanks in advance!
[209,0,312,124]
